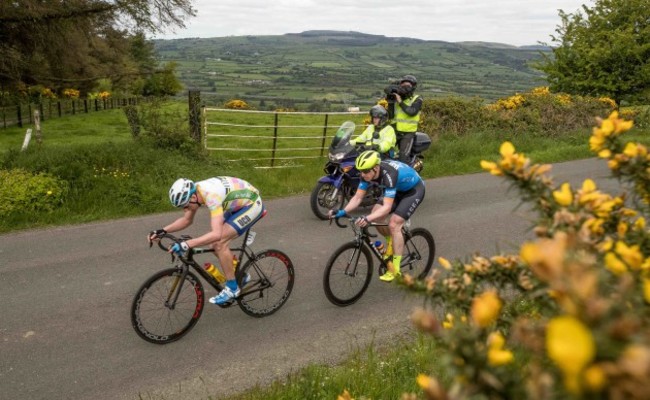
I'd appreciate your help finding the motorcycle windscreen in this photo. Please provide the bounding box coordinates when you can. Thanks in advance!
[330,121,356,149]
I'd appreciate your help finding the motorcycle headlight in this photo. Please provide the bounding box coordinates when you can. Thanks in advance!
[329,152,345,162]
[323,162,337,175]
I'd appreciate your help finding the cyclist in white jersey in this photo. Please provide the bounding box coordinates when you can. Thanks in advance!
[148,177,265,305]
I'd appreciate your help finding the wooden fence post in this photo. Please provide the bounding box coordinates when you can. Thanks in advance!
[188,90,201,143]
[34,109,42,144]
[320,113,329,157]
[271,112,279,167]
[16,104,22,128]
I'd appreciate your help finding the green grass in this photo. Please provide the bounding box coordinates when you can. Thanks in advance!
[225,332,448,400]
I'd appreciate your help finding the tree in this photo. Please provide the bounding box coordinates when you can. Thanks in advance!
[535,0,650,104]
[0,0,195,94]
[142,62,184,97]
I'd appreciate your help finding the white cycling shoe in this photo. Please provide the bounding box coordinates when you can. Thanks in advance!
[209,286,240,305]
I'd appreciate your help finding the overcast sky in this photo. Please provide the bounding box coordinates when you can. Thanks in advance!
[154,0,590,46]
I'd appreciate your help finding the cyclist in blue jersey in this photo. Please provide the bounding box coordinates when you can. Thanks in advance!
[328,150,426,282]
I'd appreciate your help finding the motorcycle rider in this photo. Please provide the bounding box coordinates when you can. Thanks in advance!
[388,75,423,164]
[351,105,397,159]
[329,150,425,282]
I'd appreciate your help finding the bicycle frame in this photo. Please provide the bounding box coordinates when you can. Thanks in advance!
[338,218,420,275]
[158,229,261,309]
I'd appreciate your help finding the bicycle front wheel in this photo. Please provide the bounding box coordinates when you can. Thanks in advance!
[401,228,436,279]
[130,268,204,344]
[237,249,295,317]
[323,242,373,306]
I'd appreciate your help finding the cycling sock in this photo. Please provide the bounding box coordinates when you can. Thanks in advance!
[226,279,238,291]
[392,255,402,273]
[385,236,393,257]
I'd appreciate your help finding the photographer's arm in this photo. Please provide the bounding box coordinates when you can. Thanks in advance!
[396,97,423,117]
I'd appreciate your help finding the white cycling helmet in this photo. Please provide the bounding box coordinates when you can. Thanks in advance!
[169,178,196,207]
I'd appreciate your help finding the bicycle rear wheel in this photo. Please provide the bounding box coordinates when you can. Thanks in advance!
[401,228,435,279]
[323,242,373,306]
[237,249,295,317]
[131,268,204,344]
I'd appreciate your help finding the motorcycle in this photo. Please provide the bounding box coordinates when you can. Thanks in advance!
[309,121,432,220]
[402,131,432,173]
[310,121,382,220]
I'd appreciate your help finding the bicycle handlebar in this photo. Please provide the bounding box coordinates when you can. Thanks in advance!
[331,216,387,238]
[149,233,192,252]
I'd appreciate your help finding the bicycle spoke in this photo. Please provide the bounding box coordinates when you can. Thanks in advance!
[237,250,294,317]
[323,242,373,306]
[131,269,204,344]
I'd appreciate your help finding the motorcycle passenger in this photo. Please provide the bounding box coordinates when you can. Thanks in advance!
[329,150,426,282]
[389,75,423,164]
[351,105,397,159]
[148,177,265,305]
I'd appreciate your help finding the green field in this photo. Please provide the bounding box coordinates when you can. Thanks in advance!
[155,31,548,108]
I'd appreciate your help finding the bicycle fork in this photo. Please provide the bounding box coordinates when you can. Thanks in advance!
[165,267,190,310]
[343,245,365,277]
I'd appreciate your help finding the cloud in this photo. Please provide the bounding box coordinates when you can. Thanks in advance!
[159,0,586,46]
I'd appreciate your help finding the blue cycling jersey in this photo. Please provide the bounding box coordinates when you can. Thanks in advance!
[358,160,421,198]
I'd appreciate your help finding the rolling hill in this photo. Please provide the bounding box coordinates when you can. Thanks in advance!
[153,30,550,108]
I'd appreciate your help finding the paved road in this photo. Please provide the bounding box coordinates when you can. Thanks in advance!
[0,158,616,400]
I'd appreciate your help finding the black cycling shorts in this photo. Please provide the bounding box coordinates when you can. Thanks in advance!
[379,180,425,220]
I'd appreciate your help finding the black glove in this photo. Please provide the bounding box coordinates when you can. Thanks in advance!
[149,228,167,239]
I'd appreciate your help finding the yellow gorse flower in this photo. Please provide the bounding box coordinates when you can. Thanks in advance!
[500,141,515,158]
[480,160,502,176]
[553,182,573,207]
[487,332,514,366]
[470,290,502,328]
[583,364,607,392]
[615,241,643,270]
[605,252,628,275]
[438,257,452,270]
[546,316,595,394]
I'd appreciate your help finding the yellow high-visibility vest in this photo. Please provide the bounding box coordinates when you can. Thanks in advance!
[394,95,421,133]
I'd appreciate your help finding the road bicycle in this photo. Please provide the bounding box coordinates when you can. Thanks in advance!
[131,227,295,344]
[323,217,435,306]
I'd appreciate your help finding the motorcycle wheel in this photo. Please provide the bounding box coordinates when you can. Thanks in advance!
[310,182,345,220]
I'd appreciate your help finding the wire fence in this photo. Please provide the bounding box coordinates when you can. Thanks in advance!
[1,97,138,128]
[203,107,369,168]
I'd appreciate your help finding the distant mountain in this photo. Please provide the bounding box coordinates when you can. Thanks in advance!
[154,30,551,106]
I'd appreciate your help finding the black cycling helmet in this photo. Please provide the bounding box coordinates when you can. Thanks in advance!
[400,75,418,88]
[369,105,389,127]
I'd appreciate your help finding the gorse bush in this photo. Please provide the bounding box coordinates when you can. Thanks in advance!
[420,88,616,137]
[0,169,68,216]
[396,111,650,400]
[224,99,251,109]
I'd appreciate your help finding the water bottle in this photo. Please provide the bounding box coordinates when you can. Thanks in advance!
[203,262,226,283]
[373,240,385,254]
[232,256,239,271]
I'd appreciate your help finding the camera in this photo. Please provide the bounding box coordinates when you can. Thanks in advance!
[383,84,401,101]
[383,84,411,102]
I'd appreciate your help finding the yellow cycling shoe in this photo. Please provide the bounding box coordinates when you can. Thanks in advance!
[379,270,401,282]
